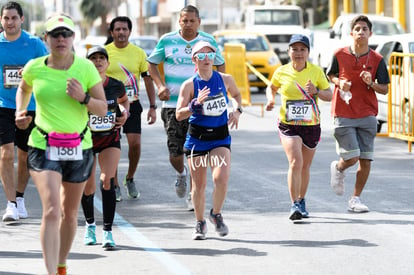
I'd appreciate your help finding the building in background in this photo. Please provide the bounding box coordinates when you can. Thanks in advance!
[23,0,413,39]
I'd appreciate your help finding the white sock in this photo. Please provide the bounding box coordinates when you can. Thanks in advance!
[177,168,186,176]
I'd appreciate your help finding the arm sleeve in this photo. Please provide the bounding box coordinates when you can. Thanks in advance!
[326,55,339,77]
[375,59,390,84]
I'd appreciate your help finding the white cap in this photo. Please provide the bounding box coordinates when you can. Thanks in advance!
[191,41,216,58]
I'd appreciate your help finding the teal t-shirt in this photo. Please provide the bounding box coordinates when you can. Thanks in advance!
[147,31,225,108]
[22,55,101,149]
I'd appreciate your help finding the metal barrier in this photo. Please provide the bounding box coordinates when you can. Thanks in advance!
[380,52,414,152]
[223,43,265,117]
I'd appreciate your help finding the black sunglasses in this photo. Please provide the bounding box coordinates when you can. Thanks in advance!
[48,29,74,38]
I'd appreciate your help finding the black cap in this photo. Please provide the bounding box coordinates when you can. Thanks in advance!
[288,34,310,49]
[86,46,108,59]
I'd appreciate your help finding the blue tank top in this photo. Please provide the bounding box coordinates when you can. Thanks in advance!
[190,71,229,127]
[184,71,231,152]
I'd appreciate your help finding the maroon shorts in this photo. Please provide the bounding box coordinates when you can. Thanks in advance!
[278,122,321,149]
[92,130,121,154]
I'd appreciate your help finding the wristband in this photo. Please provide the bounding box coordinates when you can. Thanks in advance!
[189,98,203,114]
[80,93,90,105]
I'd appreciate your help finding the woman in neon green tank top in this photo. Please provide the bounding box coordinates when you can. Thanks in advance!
[15,14,107,275]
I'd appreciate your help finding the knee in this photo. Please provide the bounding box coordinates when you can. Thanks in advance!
[60,206,79,224]
[128,140,140,150]
[346,157,359,166]
[0,146,14,163]
[359,159,371,168]
[101,178,115,191]
[289,158,303,170]
[193,181,207,192]
[84,182,96,195]
[43,204,61,223]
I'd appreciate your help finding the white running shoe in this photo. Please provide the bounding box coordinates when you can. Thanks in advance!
[348,196,370,213]
[2,201,19,222]
[175,167,187,198]
[16,197,28,219]
[192,220,207,240]
[115,185,122,202]
[186,192,194,211]
[330,161,345,195]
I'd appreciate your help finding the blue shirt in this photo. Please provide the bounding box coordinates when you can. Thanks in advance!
[0,30,48,110]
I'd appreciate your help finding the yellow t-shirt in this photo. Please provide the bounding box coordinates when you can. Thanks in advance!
[105,42,148,102]
[270,62,330,125]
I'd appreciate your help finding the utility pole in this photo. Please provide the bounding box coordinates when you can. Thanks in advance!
[139,0,144,35]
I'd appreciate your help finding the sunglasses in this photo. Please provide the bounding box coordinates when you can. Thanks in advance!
[195,52,216,61]
[48,29,74,38]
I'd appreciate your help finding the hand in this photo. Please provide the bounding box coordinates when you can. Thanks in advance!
[196,86,211,104]
[265,100,275,111]
[305,79,318,95]
[66,78,85,102]
[15,110,32,130]
[115,111,128,128]
[158,86,170,101]
[228,111,240,129]
[359,70,373,86]
[339,79,352,91]
[147,108,156,125]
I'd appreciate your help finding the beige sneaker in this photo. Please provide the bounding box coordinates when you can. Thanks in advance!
[348,196,369,213]
[16,197,28,219]
[330,161,345,195]
[2,201,19,222]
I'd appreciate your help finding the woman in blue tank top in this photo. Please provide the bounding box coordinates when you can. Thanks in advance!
[176,41,242,240]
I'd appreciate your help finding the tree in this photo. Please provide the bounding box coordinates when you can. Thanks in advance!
[295,0,329,26]
[80,0,110,36]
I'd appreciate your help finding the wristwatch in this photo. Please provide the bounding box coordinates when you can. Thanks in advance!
[80,93,90,105]
[150,104,157,109]
[236,107,243,114]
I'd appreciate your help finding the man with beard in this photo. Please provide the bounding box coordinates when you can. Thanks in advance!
[105,16,157,201]
[0,1,48,221]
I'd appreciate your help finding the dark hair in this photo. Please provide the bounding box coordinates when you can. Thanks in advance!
[1,1,23,17]
[350,15,372,31]
[180,5,199,18]
[109,16,132,31]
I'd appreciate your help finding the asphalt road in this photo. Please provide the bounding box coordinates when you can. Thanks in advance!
[1,93,413,275]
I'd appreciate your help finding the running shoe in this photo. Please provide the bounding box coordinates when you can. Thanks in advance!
[16,197,28,219]
[2,201,19,222]
[348,196,370,213]
[298,198,309,218]
[186,192,194,211]
[289,202,303,221]
[124,178,140,199]
[175,167,187,198]
[102,231,116,248]
[115,185,122,202]
[192,220,207,240]
[56,265,66,275]
[209,209,229,237]
[84,224,97,245]
[330,160,345,195]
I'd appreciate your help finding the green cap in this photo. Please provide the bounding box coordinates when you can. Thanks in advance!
[45,15,75,32]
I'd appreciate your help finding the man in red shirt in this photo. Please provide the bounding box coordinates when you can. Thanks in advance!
[326,15,389,212]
